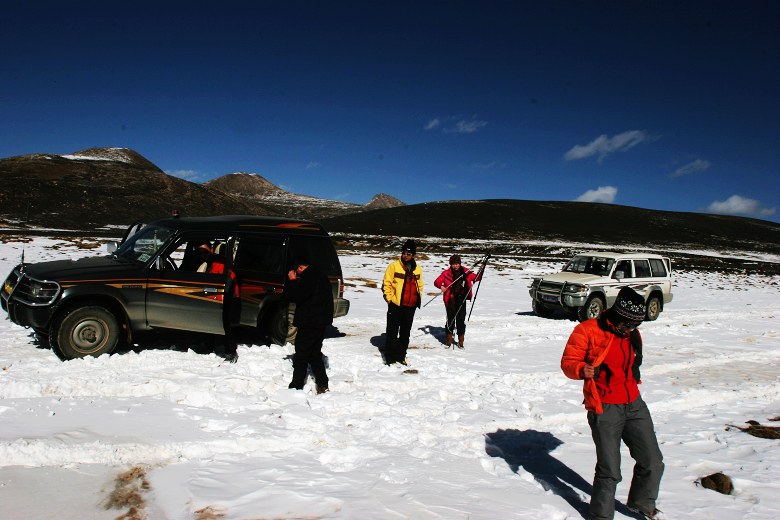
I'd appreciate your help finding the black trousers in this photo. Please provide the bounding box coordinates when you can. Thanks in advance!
[385,303,416,364]
[290,325,328,389]
[445,298,467,335]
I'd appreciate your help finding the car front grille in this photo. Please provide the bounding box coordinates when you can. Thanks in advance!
[3,268,61,306]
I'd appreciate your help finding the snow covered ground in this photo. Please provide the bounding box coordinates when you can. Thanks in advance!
[0,236,778,520]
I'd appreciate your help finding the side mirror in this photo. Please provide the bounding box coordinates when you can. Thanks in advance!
[613,270,624,280]
[106,241,118,254]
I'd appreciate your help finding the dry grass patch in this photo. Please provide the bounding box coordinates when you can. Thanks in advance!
[104,466,151,519]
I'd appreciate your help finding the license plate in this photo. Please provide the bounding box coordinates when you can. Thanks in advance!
[542,294,558,303]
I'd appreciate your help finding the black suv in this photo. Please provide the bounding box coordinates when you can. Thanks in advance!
[1,215,350,359]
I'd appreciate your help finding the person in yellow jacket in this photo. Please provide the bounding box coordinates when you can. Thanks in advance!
[382,239,423,365]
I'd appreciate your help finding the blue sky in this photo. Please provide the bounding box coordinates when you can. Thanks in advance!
[2,1,778,222]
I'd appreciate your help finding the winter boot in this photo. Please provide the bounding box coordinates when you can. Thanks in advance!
[458,335,465,349]
[446,332,453,348]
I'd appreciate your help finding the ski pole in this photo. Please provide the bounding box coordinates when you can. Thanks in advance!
[423,270,467,307]
[467,252,491,321]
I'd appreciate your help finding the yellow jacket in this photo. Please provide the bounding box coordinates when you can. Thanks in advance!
[383,258,423,307]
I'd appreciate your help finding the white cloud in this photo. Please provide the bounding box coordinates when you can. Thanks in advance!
[424,118,441,130]
[574,186,618,203]
[472,161,497,170]
[445,119,488,134]
[305,161,320,170]
[670,159,710,178]
[165,169,201,181]
[564,130,649,162]
[706,195,776,218]
[426,116,487,134]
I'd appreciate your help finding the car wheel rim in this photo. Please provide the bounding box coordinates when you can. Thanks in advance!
[71,319,107,352]
[649,300,659,316]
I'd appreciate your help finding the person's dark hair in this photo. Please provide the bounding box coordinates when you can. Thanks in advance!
[291,254,310,268]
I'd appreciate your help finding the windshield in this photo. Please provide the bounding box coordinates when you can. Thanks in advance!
[562,256,615,276]
[115,225,176,264]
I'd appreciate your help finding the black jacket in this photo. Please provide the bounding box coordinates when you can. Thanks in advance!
[285,265,334,328]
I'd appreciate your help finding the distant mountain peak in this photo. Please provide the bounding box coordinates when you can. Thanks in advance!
[64,147,160,169]
[205,172,285,196]
[366,193,405,209]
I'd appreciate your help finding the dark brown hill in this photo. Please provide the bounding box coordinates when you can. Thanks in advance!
[366,193,404,209]
[322,199,780,257]
[205,172,285,196]
[204,172,399,219]
[0,148,276,229]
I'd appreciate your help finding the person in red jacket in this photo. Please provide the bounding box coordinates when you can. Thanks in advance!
[433,254,481,348]
[561,287,664,520]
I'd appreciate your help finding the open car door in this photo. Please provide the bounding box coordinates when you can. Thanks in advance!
[144,234,232,335]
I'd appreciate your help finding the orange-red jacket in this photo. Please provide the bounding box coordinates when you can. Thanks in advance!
[561,317,641,414]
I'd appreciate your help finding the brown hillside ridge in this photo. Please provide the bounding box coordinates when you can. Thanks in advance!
[204,172,401,220]
[205,172,285,197]
[1,147,778,277]
[0,148,276,229]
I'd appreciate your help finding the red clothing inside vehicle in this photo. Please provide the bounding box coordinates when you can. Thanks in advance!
[207,260,239,298]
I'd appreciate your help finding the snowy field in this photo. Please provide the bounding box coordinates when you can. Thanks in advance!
[0,236,779,520]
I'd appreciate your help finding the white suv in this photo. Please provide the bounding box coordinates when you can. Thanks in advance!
[529,251,673,322]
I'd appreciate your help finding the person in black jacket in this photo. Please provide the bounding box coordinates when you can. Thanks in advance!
[284,255,334,393]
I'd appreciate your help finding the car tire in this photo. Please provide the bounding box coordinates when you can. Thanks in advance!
[532,299,555,318]
[268,304,298,346]
[645,295,662,321]
[578,295,605,322]
[54,306,120,359]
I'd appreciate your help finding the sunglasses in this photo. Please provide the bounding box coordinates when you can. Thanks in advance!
[615,322,640,332]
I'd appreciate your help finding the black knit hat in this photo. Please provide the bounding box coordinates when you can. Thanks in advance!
[449,254,461,265]
[610,287,646,322]
[402,239,417,254]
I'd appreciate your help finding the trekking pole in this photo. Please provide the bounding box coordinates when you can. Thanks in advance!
[443,252,490,325]
[467,252,491,321]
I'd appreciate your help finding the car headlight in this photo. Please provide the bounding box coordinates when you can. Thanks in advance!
[563,283,587,294]
[27,279,61,305]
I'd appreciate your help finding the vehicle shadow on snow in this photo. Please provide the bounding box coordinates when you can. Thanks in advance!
[484,429,643,519]
[516,310,575,321]
[120,325,346,358]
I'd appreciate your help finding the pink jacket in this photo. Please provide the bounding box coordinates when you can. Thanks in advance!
[433,266,481,306]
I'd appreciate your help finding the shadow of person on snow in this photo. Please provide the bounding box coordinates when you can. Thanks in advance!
[417,324,448,344]
[484,428,641,519]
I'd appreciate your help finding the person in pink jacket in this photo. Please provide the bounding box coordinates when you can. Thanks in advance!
[433,254,481,349]
[561,287,664,520]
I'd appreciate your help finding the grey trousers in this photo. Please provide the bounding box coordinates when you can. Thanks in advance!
[587,396,664,520]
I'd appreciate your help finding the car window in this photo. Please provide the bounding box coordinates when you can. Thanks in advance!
[649,258,668,277]
[160,234,232,272]
[563,256,589,273]
[614,260,633,278]
[115,225,176,264]
[634,259,652,277]
[289,236,341,275]
[234,237,286,274]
